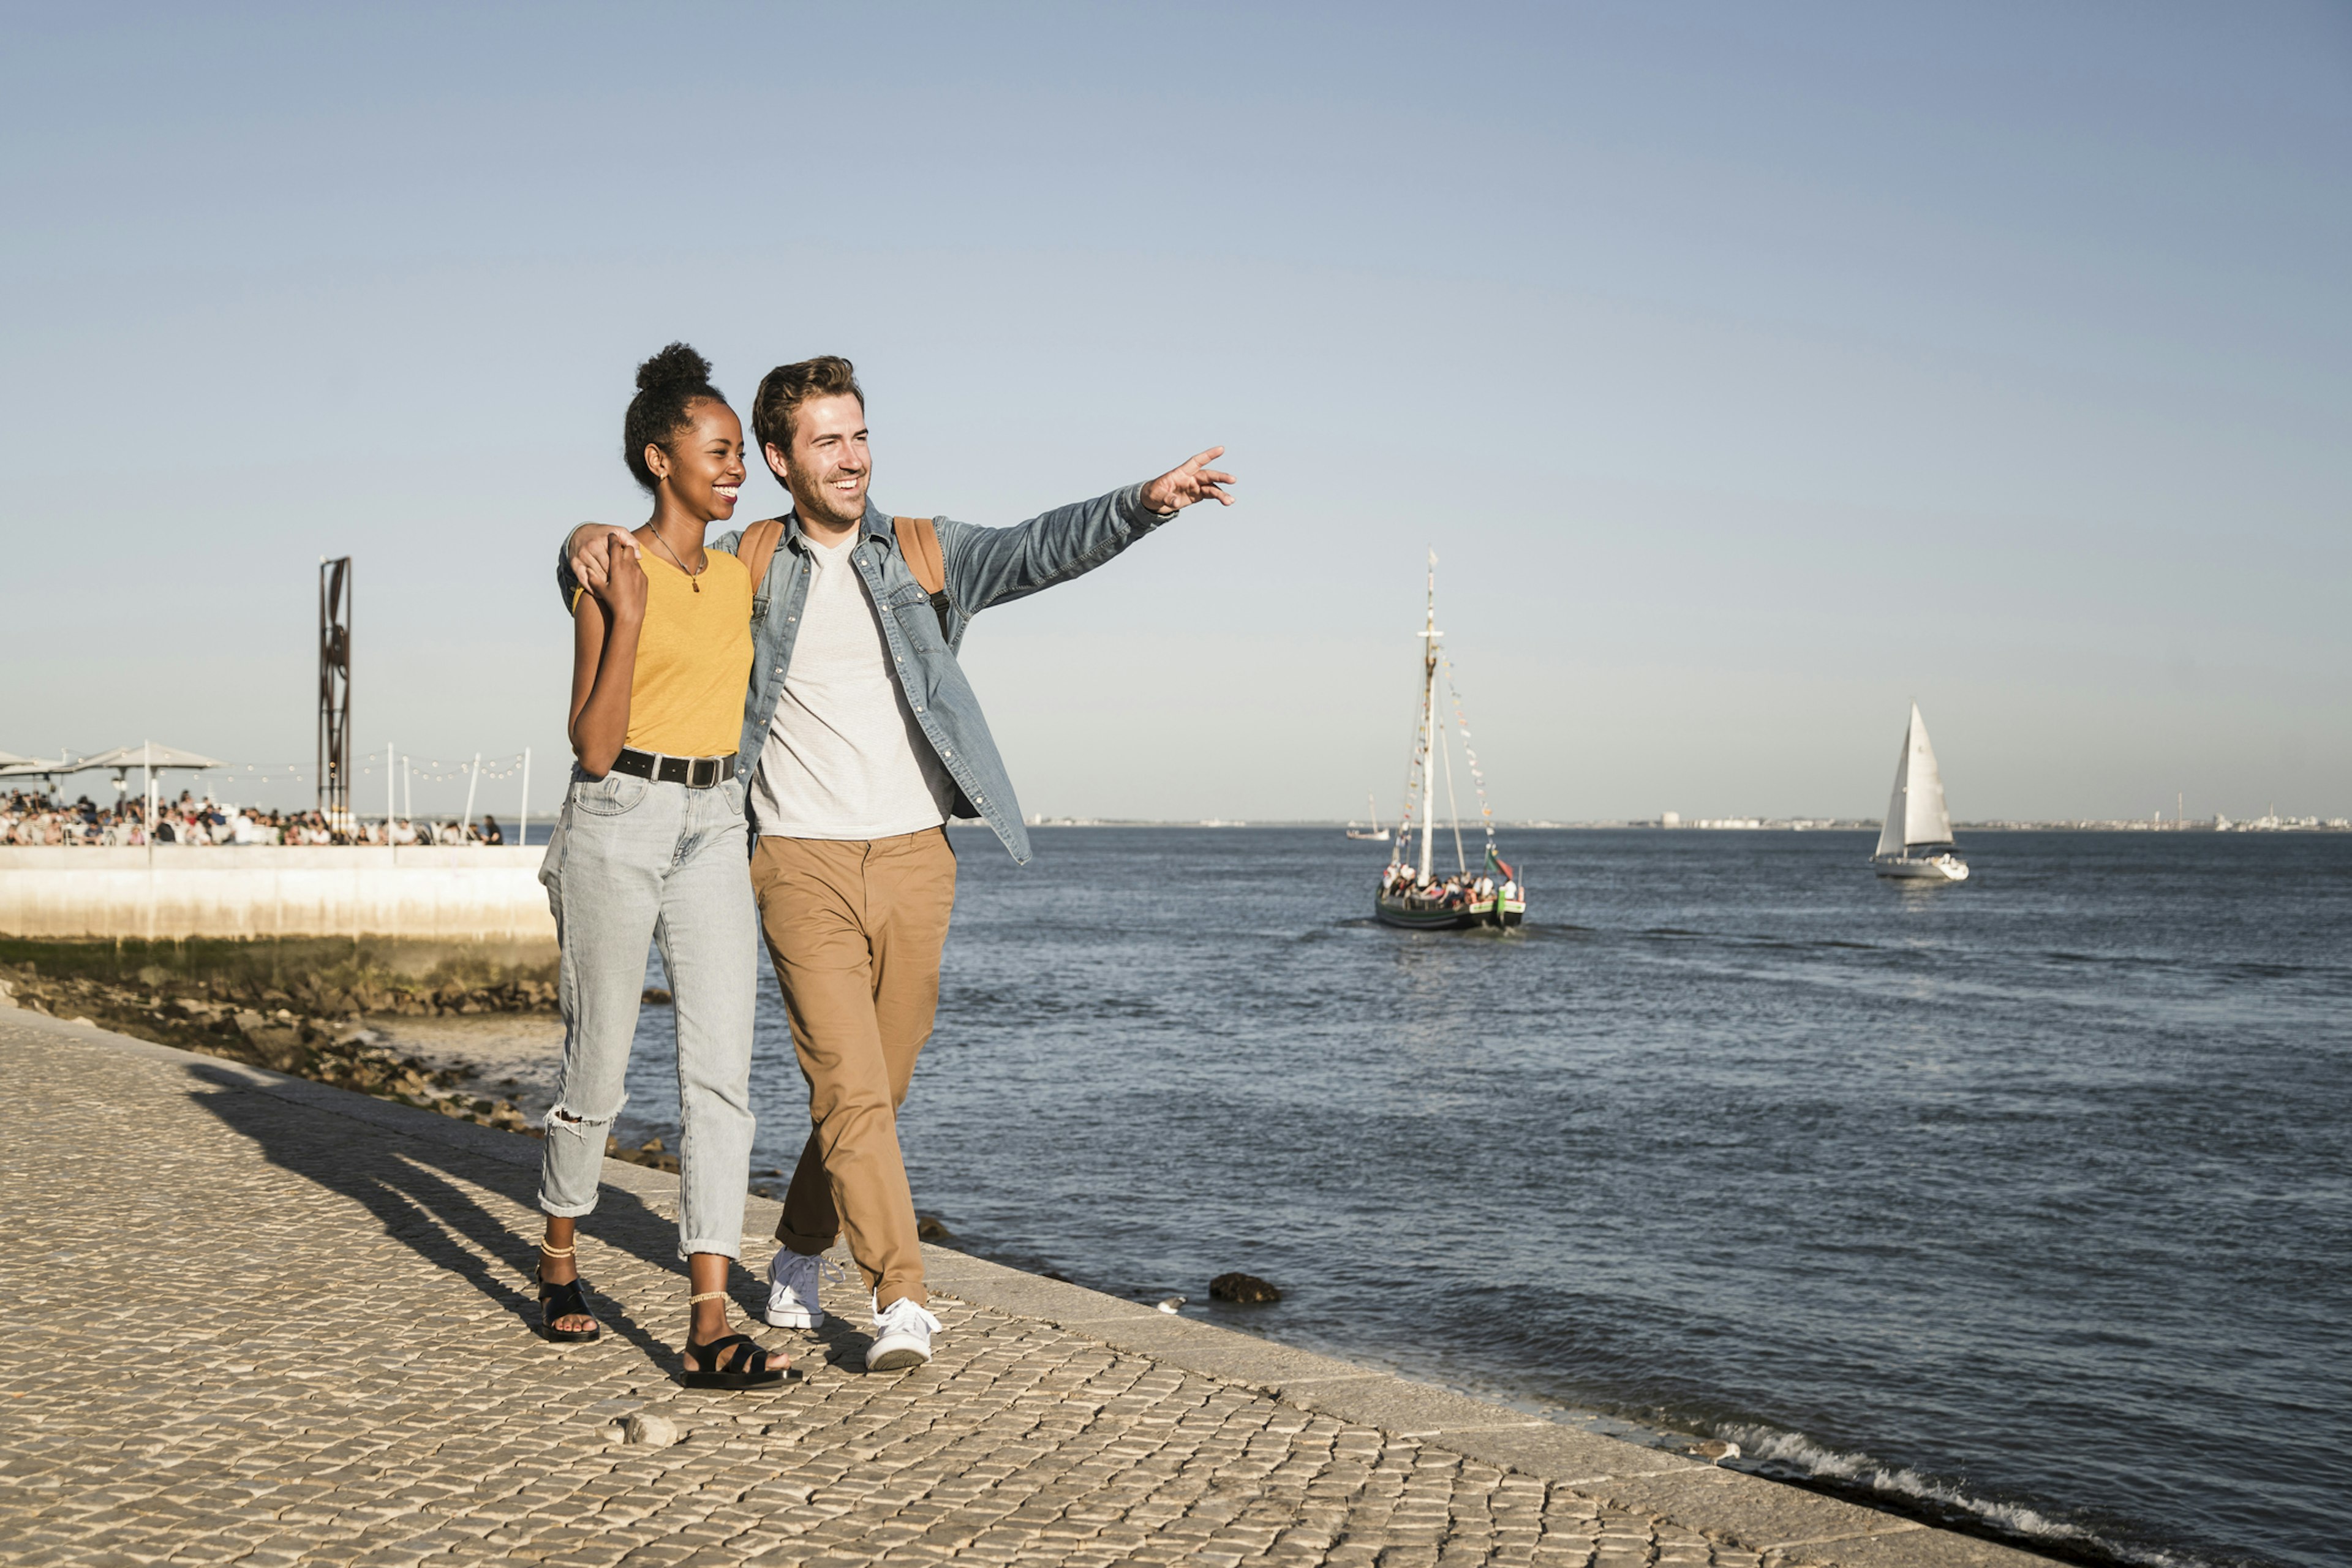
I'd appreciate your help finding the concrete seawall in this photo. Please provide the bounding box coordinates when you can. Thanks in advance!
[0,845,555,943]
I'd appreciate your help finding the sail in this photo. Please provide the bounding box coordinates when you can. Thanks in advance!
[1902,704,1955,848]
[1874,721,1910,860]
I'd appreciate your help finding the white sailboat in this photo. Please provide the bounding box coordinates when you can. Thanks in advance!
[1873,703,1969,881]
[1374,553,1525,929]
[1346,792,1390,842]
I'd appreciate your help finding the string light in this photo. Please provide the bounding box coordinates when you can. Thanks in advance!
[1442,657,1499,856]
[217,750,533,783]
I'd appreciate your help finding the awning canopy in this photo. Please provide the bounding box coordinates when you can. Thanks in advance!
[0,756,71,778]
[75,743,227,772]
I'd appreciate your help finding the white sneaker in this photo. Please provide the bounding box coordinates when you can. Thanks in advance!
[764,1249,834,1329]
[866,1294,941,1371]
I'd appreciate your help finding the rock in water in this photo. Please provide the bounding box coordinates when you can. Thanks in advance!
[622,1412,680,1448]
[914,1213,956,1242]
[1209,1272,1281,1305]
[641,987,674,1005]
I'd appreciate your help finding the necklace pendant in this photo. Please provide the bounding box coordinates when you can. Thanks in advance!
[691,579,699,593]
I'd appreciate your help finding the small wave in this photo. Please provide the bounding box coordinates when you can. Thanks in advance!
[1719,1424,2199,1568]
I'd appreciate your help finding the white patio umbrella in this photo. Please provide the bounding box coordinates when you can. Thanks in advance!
[0,754,75,785]
[75,743,226,772]
[74,743,226,833]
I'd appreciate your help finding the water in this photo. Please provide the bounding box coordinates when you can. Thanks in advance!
[616,827,2350,1568]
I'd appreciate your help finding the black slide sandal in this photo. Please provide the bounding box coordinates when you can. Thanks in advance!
[538,1242,601,1343]
[681,1293,788,1389]
[681,1333,787,1390]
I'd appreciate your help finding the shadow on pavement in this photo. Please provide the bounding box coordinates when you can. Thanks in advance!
[187,1063,697,1372]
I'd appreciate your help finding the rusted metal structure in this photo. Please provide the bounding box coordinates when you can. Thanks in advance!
[318,557,352,826]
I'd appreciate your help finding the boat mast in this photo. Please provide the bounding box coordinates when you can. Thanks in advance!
[1417,552,1441,884]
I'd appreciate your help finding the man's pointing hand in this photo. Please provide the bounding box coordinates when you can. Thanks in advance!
[1140,447,1235,516]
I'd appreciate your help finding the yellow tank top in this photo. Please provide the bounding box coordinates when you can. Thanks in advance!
[614,543,753,758]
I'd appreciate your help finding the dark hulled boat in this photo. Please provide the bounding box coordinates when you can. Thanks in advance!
[1373,554,1526,931]
[1375,843,1525,930]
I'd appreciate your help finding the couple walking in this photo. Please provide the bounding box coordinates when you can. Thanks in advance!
[532,344,1232,1388]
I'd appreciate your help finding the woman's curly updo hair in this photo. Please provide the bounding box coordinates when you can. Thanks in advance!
[624,342,729,492]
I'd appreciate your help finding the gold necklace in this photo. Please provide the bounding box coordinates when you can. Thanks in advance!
[644,526,704,592]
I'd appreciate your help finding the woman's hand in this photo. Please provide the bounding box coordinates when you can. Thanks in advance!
[568,524,641,597]
[590,532,649,622]
[568,536,647,775]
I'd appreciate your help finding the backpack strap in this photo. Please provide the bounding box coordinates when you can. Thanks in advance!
[892,516,956,638]
[735,516,787,590]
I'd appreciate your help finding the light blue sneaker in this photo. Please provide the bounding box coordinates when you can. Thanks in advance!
[764,1249,838,1329]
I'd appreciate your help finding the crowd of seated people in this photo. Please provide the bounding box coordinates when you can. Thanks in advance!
[1379,862,1512,909]
[0,789,511,848]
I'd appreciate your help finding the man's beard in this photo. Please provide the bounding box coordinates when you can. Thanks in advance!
[796,467,867,527]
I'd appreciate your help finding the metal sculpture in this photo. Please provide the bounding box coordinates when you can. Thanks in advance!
[318,557,352,827]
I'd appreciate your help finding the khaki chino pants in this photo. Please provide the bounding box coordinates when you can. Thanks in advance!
[751,827,955,1310]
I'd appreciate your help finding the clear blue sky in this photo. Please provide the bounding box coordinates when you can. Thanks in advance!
[4,2,2345,823]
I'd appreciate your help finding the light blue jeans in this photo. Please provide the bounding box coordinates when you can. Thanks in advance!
[537,767,758,1259]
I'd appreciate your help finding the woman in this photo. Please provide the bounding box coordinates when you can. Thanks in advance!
[533,342,783,1390]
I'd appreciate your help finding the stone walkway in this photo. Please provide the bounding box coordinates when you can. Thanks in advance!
[0,1014,2048,1567]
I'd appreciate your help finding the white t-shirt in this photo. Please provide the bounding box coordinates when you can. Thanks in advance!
[749,533,960,840]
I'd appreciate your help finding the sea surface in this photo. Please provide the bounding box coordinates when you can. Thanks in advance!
[579,827,2350,1568]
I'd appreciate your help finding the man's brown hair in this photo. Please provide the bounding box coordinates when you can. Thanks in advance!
[752,355,865,455]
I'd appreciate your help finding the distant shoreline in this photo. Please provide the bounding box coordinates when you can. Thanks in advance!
[1006,818,2351,833]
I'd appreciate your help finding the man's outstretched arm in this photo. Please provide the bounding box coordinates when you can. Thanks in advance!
[942,448,1234,618]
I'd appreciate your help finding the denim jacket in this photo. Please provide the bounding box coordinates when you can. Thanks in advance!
[559,483,1172,864]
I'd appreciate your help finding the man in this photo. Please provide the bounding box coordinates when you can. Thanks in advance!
[563,355,1231,1371]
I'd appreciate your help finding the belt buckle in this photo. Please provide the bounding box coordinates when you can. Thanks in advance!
[688,756,717,790]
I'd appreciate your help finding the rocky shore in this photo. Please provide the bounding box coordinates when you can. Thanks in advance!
[0,935,559,1016]
[0,957,682,1174]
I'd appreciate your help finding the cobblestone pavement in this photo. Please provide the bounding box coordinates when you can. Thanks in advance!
[0,1017,2028,1568]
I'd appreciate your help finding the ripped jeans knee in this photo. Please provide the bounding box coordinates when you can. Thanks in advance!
[538,1093,628,1218]
[545,1096,624,1138]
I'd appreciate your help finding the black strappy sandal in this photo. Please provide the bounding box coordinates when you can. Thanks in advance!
[537,1240,602,1344]
[682,1291,787,1390]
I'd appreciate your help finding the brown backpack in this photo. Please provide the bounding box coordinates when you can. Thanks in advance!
[734,514,955,638]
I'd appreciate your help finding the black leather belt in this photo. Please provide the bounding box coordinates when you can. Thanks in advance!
[610,748,735,789]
